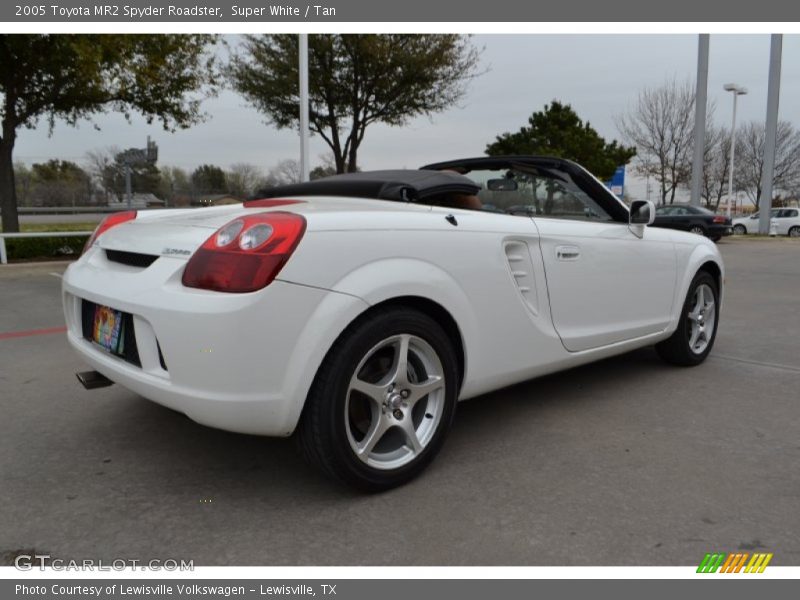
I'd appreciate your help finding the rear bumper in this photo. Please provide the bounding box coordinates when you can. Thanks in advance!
[708,224,733,237]
[62,250,368,436]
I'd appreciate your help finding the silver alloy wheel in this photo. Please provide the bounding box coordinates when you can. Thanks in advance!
[690,226,705,236]
[687,283,716,354]
[733,225,746,235]
[345,334,446,470]
[789,227,800,238]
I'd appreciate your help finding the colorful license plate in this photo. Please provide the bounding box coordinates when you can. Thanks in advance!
[92,305,125,354]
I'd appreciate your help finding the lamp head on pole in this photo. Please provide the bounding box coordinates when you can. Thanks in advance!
[723,83,748,95]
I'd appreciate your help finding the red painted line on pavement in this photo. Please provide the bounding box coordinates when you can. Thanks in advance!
[0,326,67,341]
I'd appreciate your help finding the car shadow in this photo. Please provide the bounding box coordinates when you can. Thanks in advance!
[81,345,665,501]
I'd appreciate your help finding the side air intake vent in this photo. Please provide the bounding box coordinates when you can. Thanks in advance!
[504,241,539,315]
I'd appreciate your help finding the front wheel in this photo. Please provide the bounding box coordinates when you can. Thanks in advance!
[789,226,800,238]
[656,271,719,366]
[296,307,459,492]
[733,224,747,235]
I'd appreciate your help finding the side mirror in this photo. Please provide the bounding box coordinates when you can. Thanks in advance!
[630,200,656,225]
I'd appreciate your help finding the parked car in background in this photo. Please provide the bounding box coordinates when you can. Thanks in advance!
[732,209,778,235]
[652,204,732,242]
[732,208,800,237]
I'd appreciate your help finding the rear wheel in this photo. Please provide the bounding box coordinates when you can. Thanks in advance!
[689,225,706,236]
[733,224,747,235]
[789,226,800,238]
[656,271,719,366]
[296,307,459,492]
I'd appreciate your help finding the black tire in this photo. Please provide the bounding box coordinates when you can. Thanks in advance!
[789,226,800,238]
[656,271,719,366]
[710,236,721,243]
[689,225,706,236]
[296,307,459,492]
[733,224,747,235]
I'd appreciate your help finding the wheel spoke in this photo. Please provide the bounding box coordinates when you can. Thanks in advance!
[390,334,411,386]
[400,419,423,454]
[689,326,701,350]
[350,377,387,405]
[408,375,444,405]
[356,415,389,457]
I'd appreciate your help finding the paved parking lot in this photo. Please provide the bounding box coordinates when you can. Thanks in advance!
[1,238,799,566]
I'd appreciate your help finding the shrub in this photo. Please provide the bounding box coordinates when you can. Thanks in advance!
[4,235,89,261]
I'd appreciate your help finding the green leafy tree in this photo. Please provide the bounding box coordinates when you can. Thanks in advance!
[29,160,91,207]
[487,101,636,180]
[230,34,481,174]
[191,164,228,194]
[0,34,218,232]
[310,164,338,180]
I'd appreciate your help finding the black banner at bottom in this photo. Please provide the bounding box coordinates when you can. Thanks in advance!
[4,579,799,600]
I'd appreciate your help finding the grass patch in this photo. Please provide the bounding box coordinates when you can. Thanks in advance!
[19,222,99,232]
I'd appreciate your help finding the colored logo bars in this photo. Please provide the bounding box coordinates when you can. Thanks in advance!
[697,552,773,573]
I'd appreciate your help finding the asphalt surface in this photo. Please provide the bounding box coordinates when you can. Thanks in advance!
[1,238,799,566]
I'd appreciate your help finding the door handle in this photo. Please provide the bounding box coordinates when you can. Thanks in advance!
[556,245,580,260]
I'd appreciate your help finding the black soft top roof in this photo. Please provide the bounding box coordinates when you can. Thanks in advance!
[254,169,480,202]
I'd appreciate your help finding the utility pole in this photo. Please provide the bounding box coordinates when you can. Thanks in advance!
[299,34,310,182]
[120,136,158,210]
[690,34,710,207]
[125,164,132,209]
[723,83,747,218]
[759,34,783,235]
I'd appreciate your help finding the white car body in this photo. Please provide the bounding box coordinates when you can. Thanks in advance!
[733,208,800,235]
[62,171,724,439]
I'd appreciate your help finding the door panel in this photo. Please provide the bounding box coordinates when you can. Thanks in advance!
[534,218,676,352]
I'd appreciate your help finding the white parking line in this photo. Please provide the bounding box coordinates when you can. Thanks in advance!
[712,354,800,374]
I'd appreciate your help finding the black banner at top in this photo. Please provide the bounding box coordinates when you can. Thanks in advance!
[2,0,800,22]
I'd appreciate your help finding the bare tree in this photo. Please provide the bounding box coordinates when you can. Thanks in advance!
[84,147,120,204]
[226,163,263,198]
[260,159,301,188]
[734,120,800,208]
[616,79,696,205]
[699,124,732,211]
[158,166,191,206]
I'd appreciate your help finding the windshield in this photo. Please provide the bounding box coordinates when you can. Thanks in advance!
[444,166,614,222]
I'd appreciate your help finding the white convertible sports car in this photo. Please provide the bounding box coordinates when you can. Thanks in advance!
[62,156,724,490]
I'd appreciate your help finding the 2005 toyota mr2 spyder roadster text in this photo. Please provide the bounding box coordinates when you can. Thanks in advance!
[62,156,724,490]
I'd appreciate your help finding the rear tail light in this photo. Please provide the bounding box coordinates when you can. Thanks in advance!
[83,211,137,253]
[712,216,727,224]
[182,212,306,293]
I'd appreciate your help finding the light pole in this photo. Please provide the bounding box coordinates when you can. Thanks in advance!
[723,83,747,218]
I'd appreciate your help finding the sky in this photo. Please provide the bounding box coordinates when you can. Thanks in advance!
[11,34,800,201]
